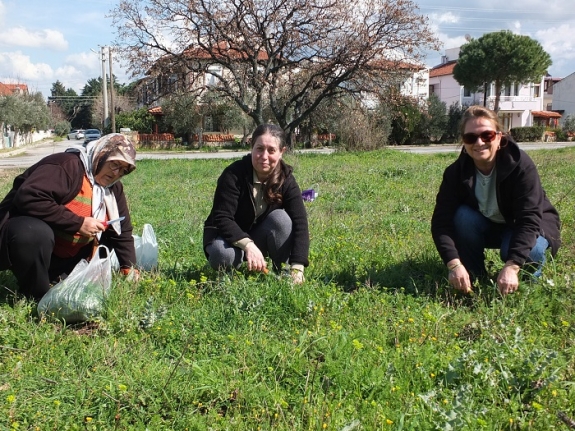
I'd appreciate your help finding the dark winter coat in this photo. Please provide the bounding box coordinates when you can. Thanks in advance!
[431,139,561,266]
[0,152,136,267]
[203,154,310,266]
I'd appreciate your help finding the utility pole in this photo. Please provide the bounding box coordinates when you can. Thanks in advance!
[101,46,109,129]
[109,48,116,133]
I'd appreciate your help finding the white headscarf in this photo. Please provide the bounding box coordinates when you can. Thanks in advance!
[66,133,137,236]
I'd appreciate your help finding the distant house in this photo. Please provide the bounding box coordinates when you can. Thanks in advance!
[428,47,560,131]
[359,59,429,110]
[135,42,430,134]
[133,42,270,132]
[543,75,561,111]
[551,71,575,125]
[0,82,28,96]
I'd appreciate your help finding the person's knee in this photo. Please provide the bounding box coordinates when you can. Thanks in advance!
[206,240,238,270]
[267,210,292,237]
[268,209,292,226]
[6,217,53,251]
[529,236,549,264]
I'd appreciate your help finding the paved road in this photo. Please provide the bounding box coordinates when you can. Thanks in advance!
[0,138,574,170]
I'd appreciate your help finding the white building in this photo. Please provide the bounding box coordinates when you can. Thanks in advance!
[551,71,575,125]
[428,47,560,131]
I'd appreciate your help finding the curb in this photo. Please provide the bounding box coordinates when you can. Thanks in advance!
[0,139,57,159]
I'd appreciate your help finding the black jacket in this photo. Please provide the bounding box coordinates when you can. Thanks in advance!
[0,152,136,268]
[203,155,310,266]
[431,139,560,266]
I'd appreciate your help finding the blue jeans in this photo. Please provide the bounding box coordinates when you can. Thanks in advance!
[453,205,549,278]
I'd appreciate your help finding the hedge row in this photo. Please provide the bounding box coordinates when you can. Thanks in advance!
[509,126,545,142]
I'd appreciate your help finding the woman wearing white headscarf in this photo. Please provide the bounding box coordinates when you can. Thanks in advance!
[0,133,138,300]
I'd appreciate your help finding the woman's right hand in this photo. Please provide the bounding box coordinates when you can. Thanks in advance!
[79,217,106,238]
[447,260,472,293]
[244,242,267,273]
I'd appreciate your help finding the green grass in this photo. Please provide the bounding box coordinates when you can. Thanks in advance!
[1,148,575,429]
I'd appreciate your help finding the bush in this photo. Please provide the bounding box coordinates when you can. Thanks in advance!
[563,114,575,134]
[54,121,71,137]
[510,126,545,142]
[445,103,467,142]
[554,128,568,142]
[336,107,388,150]
[390,100,423,145]
[420,94,447,142]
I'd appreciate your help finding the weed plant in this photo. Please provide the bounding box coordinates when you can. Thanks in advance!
[1,148,575,429]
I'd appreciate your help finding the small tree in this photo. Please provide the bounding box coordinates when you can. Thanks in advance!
[115,107,155,134]
[54,121,71,137]
[563,114,575,135]
[162,92,203,144]
[389,95,423,145]
[453,31,552,111]
[445,102,467,142]
[0,92,51,144]
[420,94,447,142]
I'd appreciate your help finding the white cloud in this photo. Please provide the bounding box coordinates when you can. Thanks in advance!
[0,27,68,51]
[0,51,53,81]
[535,24,575,59]
[429,12,460,24]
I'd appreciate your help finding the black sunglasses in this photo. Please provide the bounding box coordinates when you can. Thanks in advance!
[462,130,500,145]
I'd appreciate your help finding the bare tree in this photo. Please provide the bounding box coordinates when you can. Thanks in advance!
[111,0,440,137]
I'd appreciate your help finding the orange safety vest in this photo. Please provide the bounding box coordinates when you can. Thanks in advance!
[52,175,97,258]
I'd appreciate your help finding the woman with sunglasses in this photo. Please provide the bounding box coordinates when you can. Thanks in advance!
[431,105,560,295]
[0,133,139,300]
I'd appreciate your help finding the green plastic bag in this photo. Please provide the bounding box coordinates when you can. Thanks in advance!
[38,245,112,323]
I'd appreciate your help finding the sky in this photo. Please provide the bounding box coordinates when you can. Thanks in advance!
[0,0,574,100]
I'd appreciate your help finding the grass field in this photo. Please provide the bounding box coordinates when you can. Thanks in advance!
[1,147,575,430]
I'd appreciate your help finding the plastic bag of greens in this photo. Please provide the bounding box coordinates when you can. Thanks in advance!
[134,223,158,271]
[38,245,112,323]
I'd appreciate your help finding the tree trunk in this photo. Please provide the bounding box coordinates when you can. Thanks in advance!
[493,81,502,112]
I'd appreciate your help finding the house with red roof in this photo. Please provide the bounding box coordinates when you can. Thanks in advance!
[429,47,560,131]
[0,82,28,96]
[135,43,430,135]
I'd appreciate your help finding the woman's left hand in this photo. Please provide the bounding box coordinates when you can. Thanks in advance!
[497,262,520,295]
[290,269,305,285]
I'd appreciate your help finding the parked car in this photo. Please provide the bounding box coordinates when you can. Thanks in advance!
[67,129,84,140]
[83,129,102,146]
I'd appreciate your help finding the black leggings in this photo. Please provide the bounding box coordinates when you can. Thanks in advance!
[0,216,90,300]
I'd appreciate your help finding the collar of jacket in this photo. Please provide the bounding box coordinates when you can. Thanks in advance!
[458,137,522,184]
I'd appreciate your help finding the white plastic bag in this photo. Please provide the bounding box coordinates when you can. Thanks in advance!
[38,245,112,323]
[134,223,158,271]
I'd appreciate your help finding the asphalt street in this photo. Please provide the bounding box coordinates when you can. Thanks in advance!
[0,138,574,170]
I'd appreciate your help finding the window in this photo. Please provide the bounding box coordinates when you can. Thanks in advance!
[463,87,471,97]
[504,83,520,96]
[533,84,541,98]
[167,74,178,92]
